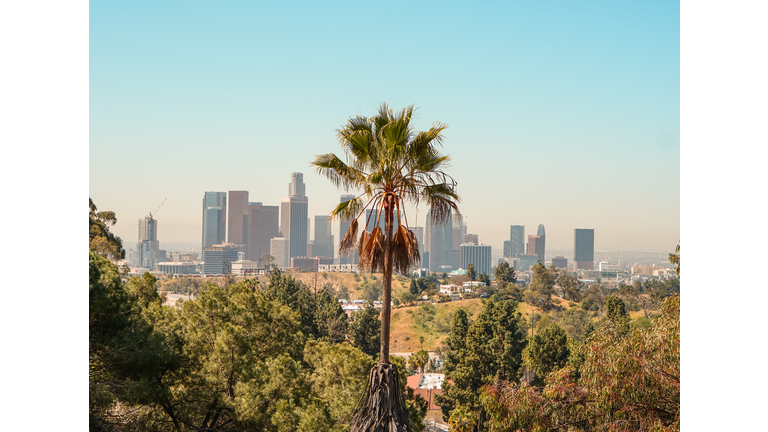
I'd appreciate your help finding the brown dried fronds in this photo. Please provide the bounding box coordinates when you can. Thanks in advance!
[339,219,359,256]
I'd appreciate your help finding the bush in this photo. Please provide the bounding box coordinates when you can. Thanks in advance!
[568,302,576,308]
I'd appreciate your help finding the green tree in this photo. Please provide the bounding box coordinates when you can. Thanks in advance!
[89,198,125,260]
[669,244,680,275]
[606,295,628,322]
[264,269,319,339]
[478,272,490,286]
[437,299,527,424]
[315,287,349,343]
[409,278,420,295]
[449,405,477,432]
[557,271,583,302]
[313,103,459,430]
[479,295,681,432]
[494,261,516,285]
[409,349,430,374]
[349,302,381,358]
[359,278,382,302]
[466,264,476,281]
[530,263,557,310]
[522,323,570,385]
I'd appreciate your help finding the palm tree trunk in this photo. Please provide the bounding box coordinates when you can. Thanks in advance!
[380,199,393,363]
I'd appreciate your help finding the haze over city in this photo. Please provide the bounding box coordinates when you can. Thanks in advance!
[89,1,680,254]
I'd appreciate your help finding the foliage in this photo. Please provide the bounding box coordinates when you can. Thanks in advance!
[408,349,430,374]
[314,287,349,343]
[558,271,584,302]
[89,198,125,261]
[479,295,681,432]
[349,302,381,358]
[522,323,570,385]
[436,299,527,422]
[264,269,319,339]
[668,244,680,275]
[529,263,558,310]
[466,264,476,282]
[448,405,477,432]
[606,295,628,322]
[493,261,516,285]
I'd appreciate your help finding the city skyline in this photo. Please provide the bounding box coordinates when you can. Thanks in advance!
[90,1,680,254]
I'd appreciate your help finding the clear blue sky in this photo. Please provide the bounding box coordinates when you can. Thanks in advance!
[90,0,680,253]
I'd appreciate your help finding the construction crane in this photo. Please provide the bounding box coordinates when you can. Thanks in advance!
[150,198,167,218]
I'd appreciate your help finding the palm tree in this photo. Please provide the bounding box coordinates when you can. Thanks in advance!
[312,103,459,431]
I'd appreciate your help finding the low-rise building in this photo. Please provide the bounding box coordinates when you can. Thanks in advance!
[155,262,197,275]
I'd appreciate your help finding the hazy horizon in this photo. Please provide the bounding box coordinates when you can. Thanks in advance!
[90,1,680,255]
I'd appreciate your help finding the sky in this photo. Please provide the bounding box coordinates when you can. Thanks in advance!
[90,0,680,254]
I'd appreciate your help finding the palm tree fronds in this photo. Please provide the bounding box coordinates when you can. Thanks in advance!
[312,153,365,190]
[423,183,461,225]
[339,219,359,256]
[331,197,363,222]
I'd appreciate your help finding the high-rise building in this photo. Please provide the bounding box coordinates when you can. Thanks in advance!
[270,237,289,268]
[227,191,249,246]
[202,192,227,251]
[528,235,545,263]
[552,256,568,269]
[452,212,464,250]
[464,234,478,245]
[339,194,357,265]
[460,243,492,276]
[503,240,512,258]
[574,229,595,270]
[508,225,525,258]
[425,210,454,272]
[289,172,306,198]
[246,202,279,264]
[281,173,309,261]
[364,208,400,233]
[536,224,546,262]
[137,215,161,269]
[202,243,241,275]
[313,215,334,259]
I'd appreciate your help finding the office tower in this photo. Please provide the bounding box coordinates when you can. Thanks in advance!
[281,173,309,261]
[536,224,546,262]
[552,256,568,269]
[339,194,357,265]
[503,240,512,258]
[289,172,306,198]
[452,211,464,250]
[464,234,478,245]
[425,210,454,272]
[509,225,525,258]
[137,215,160,268]
[528,235,545,263]
[364,208,400,232]
[460,243,492,276]
[202,243,240,275]
[246,202,279,263]
[313,215,334,258]
[227,191,249,246]
[515,254,540,272]
[202,192,227,251]
[410,226,424,250]
[574,228,595,270]
[270,237,289,268]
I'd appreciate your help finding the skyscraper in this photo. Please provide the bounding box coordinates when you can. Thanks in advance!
[425,210,454,272]
[536,223,546,263]
[227,191,249,246]
[364,208,400,233]
[460,243,492,276]
[528,235,545,263]
[313,215,333,258]
[281,173,309,262]
[574,228,595,270]
[246,202,279,263]
[339,194,357,265]
[508,225,525,258]
[270,237,289,268]
[137,215,161,268]
[202,192,227,251]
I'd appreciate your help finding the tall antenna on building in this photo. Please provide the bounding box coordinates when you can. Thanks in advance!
[150,198,167,218]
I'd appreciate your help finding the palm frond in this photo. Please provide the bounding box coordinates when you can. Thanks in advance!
[331,197,363,222]
[339,219,359,256]
[312,153,366,190]
[423,183,460,225]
